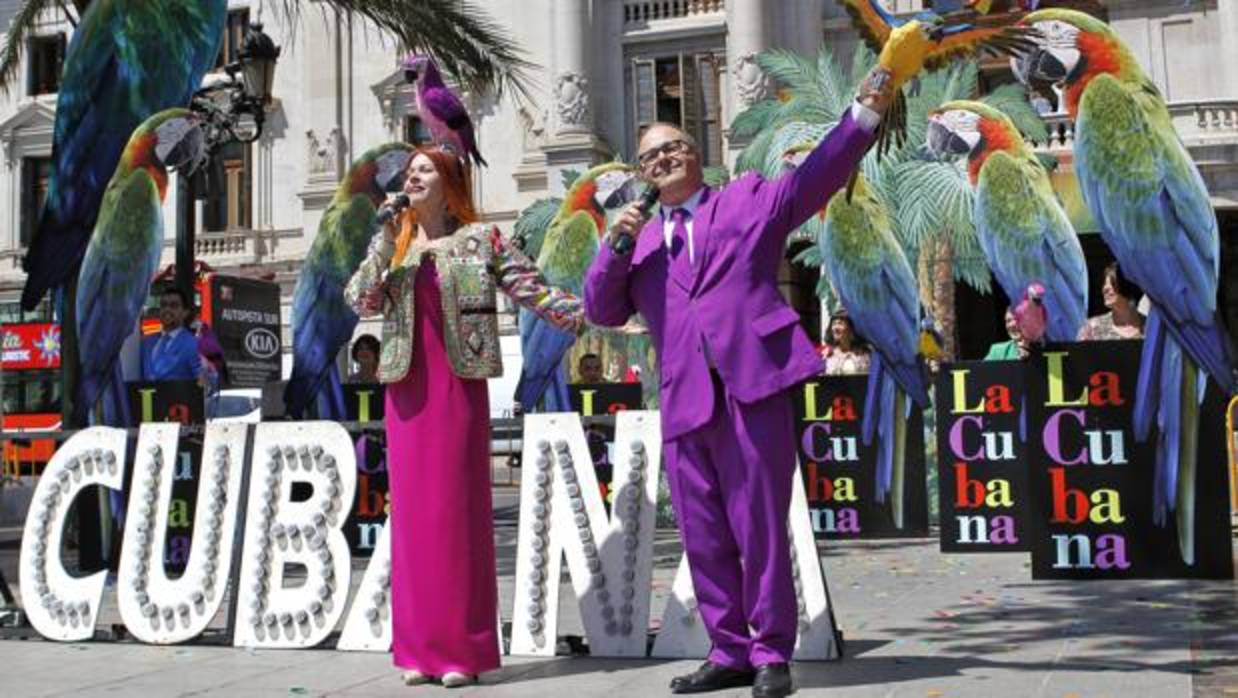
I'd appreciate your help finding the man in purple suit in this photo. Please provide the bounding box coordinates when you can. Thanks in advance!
[584,27,929,698]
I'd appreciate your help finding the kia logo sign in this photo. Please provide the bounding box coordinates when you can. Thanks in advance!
[245,328,280,359]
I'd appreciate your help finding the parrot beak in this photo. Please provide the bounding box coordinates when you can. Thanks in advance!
[1013,46,1075,86]
[926,119,973,159]
[156,117,206,174]
[376,151,413,193]
[594,171,641,210]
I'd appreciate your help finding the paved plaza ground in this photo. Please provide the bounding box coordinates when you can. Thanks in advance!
[0,488,1234,697]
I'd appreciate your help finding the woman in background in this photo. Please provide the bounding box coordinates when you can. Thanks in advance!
[819,310,872,375]
[1078,262,1146,341]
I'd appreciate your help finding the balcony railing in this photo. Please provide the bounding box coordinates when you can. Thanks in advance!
[623,0,724,27]
[1036,99,1238,152]
[191,227,301,265]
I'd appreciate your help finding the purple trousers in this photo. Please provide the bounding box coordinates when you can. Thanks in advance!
[664,373,798,669]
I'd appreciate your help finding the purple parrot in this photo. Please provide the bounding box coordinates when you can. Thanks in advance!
[401,54,487,167]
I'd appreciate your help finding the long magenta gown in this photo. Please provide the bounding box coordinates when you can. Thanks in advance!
[385,259,500,675]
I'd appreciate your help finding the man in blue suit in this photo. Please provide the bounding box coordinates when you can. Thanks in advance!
[141,287,202,381]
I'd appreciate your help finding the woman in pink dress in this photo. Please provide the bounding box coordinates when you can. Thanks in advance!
[346,147,582,687]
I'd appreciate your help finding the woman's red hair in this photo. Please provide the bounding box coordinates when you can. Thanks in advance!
[391,146,479,268]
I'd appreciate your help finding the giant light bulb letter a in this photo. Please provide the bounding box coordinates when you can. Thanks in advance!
[233,422,357,648]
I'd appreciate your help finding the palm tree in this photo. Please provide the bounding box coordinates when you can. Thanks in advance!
[731,46,1047,359]
[0,0,533,99]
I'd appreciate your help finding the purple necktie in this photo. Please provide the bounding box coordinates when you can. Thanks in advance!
[669,208,693,287]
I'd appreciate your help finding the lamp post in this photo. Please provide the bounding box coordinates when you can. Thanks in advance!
[176,22,281,300]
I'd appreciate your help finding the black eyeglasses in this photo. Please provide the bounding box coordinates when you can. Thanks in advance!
[637,139,690,168]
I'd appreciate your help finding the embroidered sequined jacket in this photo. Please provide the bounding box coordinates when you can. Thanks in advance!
[345,222,582,383]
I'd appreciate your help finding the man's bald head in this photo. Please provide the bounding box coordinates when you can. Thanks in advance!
[637,122,704,207]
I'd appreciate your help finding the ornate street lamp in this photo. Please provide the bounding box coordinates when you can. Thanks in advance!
[176,22,281,298]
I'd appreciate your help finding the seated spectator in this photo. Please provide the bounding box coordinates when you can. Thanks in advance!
[985,307,1029,360]
[820,310,871,375]
[347,334,381,384]
[1078,262,1146,341]
[576,352,606,383]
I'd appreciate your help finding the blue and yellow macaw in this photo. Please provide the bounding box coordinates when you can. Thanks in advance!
[1016,9,1238,564]
[21,0,227,312]
[838,0,1038,156]
[514,162,641,411]
[284,144,414,419]
[821,174,931,528]
[926,100,1088,342]
[75,109,205,427]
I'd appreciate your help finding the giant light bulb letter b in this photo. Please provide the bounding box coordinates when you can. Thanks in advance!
[232,422,357,648]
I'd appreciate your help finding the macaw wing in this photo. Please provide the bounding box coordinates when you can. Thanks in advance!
[828,239,925,404]
[976,151,1087,340]
[1076,75,1217,323]
[76,169,163,403]
[514,197,563,261]
[838,0,897,54]
[537,209,602,296]
[514,315,576,409]
[421,86,472,130]
[925,23,1041,71]
[286,196,374,416]
[23,0,226,308]
[286,271,360,417]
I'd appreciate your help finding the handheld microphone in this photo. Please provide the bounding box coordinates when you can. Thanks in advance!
[612,184,660,255]
[376,194,411,225]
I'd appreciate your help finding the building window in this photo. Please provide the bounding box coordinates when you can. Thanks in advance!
[215,9,250,69]
[404,115,432,146]
[202,141,252,232]
[27,34,66,96]
[631,52,724,166]
[20,157,52,248]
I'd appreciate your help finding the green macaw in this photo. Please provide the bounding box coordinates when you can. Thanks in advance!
[926,99,1088,342]
[1015,9,1238,565]
[821,174,930,529]
[284,143,414,419]
[514,162,641,411]
[75,108,206,427]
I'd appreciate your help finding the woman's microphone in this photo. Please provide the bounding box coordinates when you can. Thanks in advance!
[612,184,660,255]
[376,194,411,225]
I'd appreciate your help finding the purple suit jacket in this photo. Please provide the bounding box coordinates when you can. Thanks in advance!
[584,113,875,440]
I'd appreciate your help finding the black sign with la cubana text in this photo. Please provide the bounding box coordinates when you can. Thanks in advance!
[935,361,1032,553]
[792,376,928,539]
[1025,342,1232,579]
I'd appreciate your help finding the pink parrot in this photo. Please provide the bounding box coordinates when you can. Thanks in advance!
[401,54,487,167]
[1013,282,1048,345]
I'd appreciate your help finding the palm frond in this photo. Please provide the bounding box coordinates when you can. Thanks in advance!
[763,120,828,177]
[0,0,57,95]
[814,46,854,120]
[702,165,731,188]
[735,126,778,175]
[756,49,820,95]
[982,82,1050,143]
[279,0,534,102]
[731,98,784,138]
[1,1,535,99]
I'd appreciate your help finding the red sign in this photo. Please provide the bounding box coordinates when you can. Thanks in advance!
[1,323,61,370]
